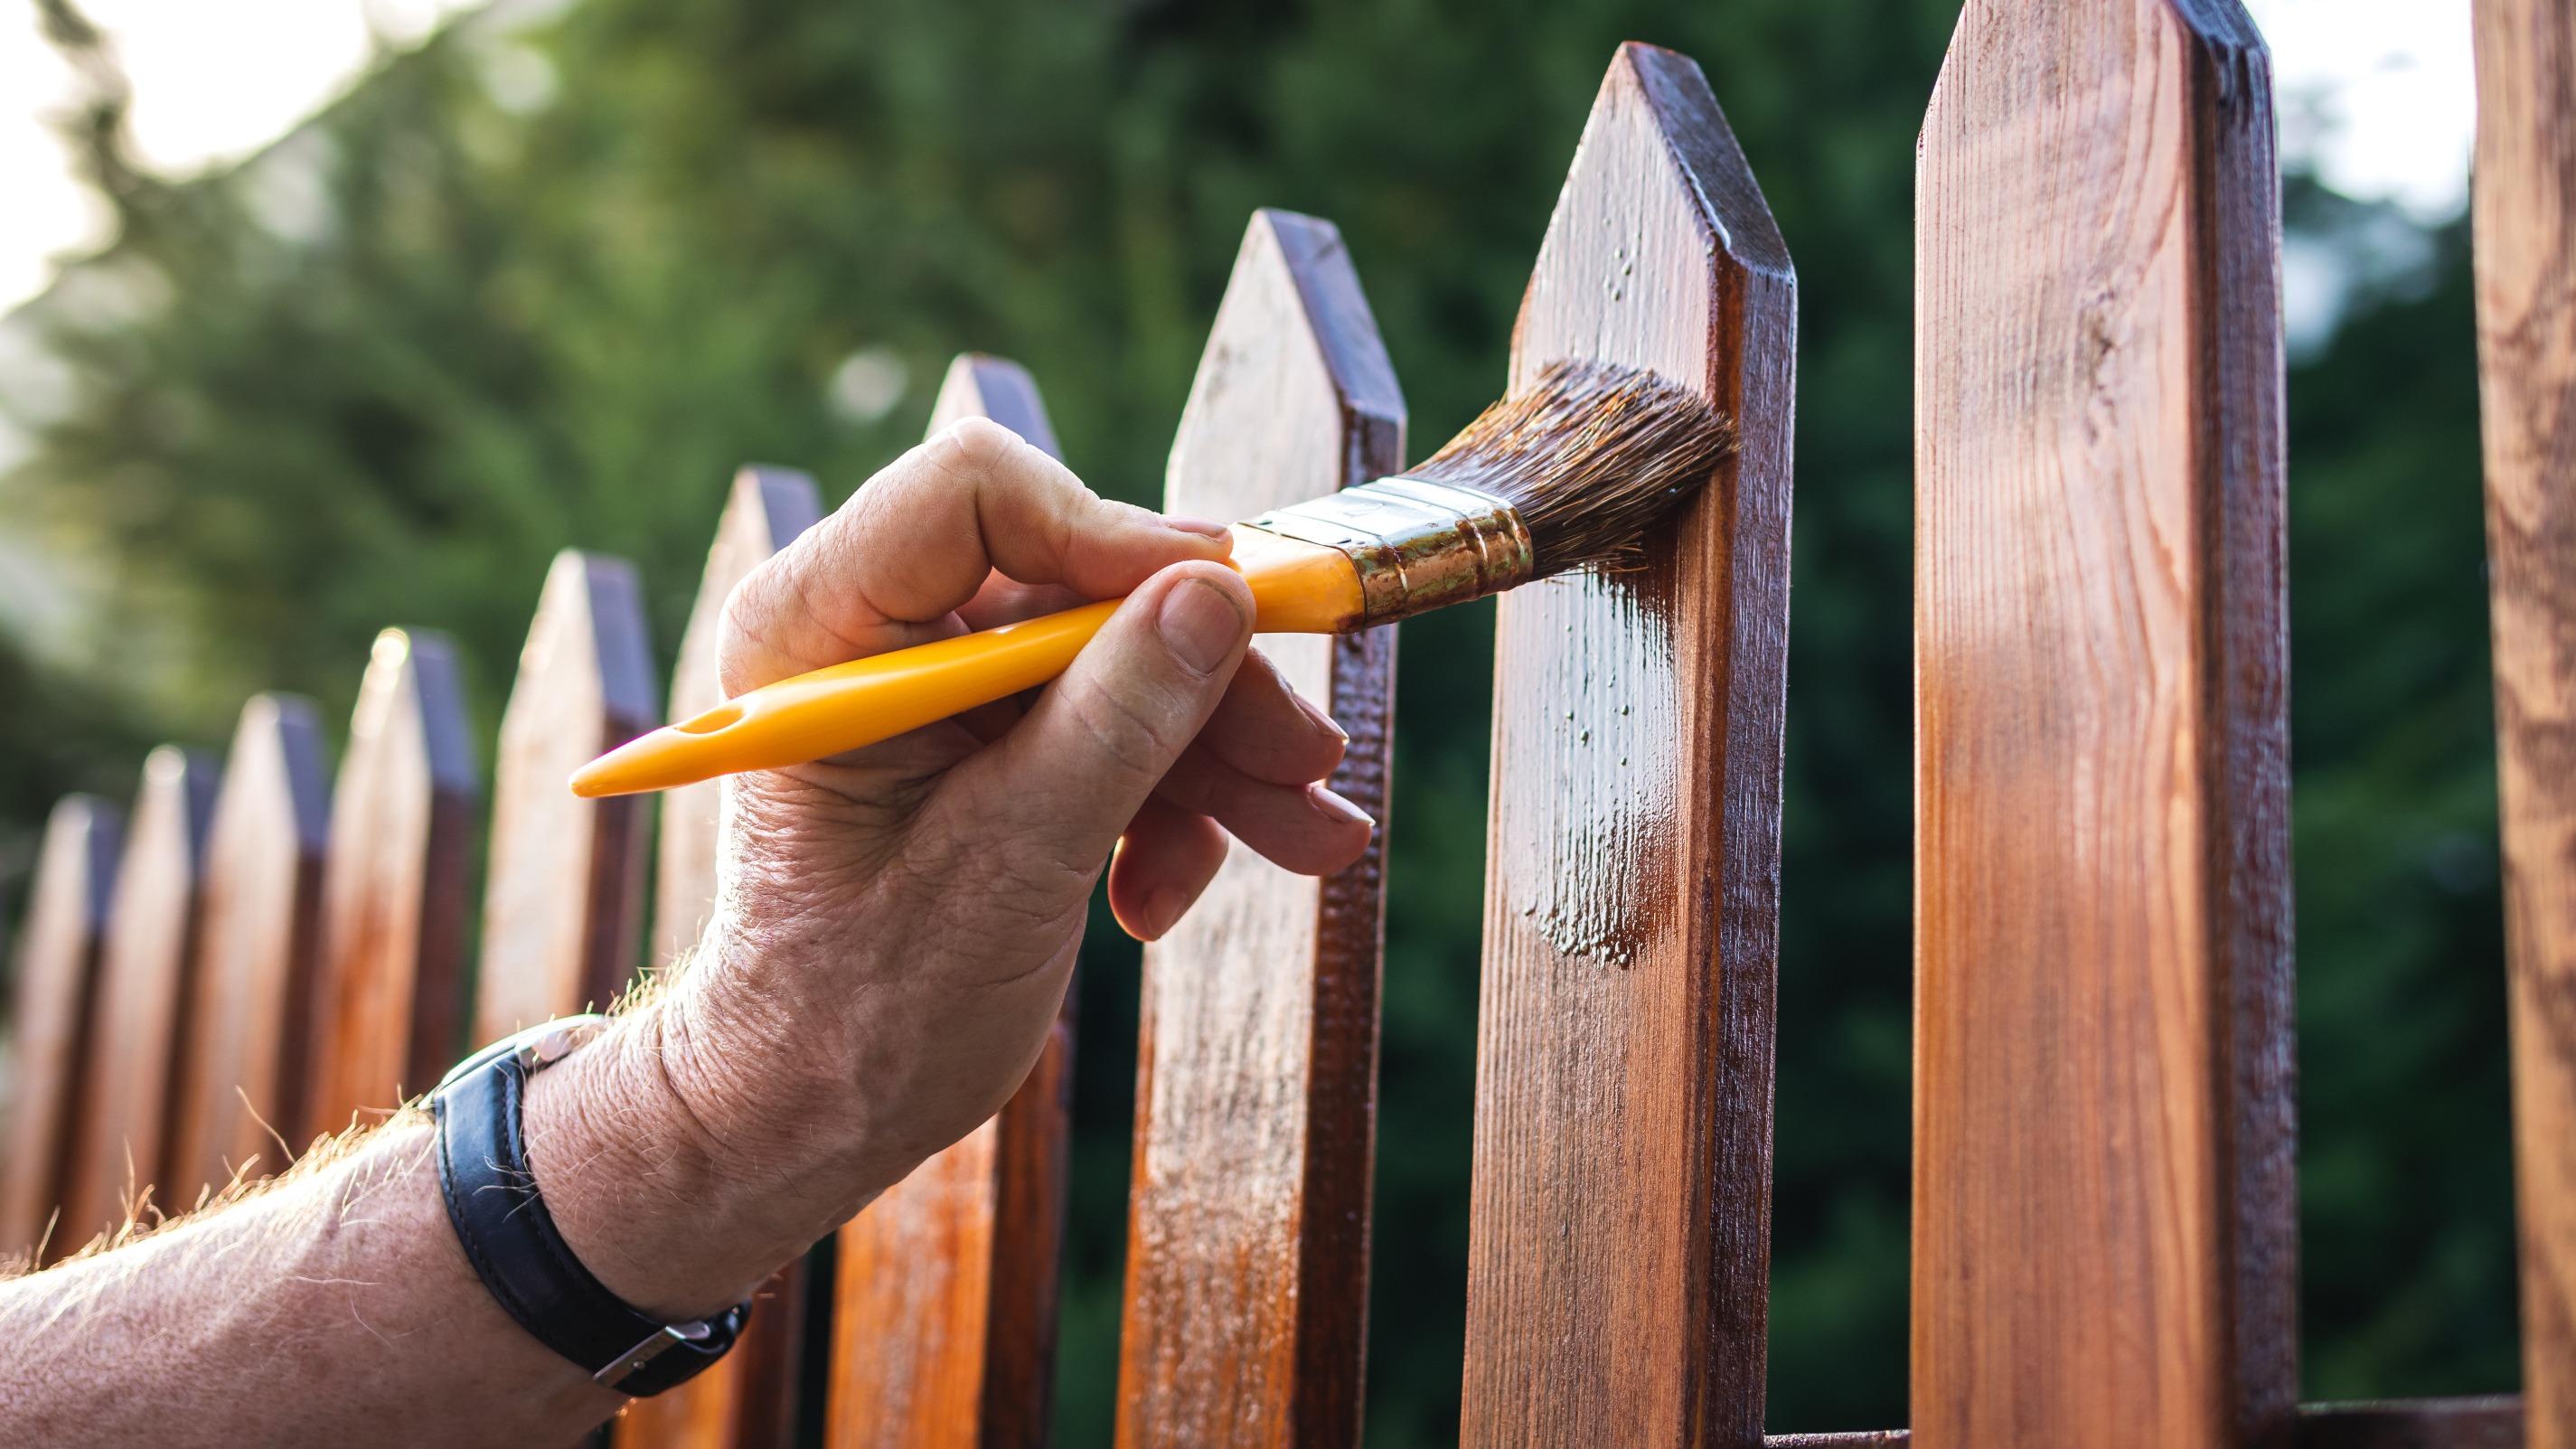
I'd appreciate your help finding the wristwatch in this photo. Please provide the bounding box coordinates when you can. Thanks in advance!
[428,1015,753,1396]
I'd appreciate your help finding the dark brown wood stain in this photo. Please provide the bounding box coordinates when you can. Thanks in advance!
[1464,42,1794,1449]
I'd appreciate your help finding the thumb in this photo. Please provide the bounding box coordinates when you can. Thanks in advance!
[926,560,1253,889]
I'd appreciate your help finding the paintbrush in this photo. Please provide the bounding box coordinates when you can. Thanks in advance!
[569,361,1733,798]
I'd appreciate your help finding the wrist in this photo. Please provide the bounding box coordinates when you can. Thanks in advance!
[518,1004,842,1320]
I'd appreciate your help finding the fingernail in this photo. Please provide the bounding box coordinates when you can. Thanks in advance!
[1162,515,1233,541]
[1142,887,1189,941]
[1159,578,1247,674]
[1306,783,1375,829]
[1294,691,1349,743]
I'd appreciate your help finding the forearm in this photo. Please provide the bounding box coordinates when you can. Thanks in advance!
[0,997,861,1447]
[0,1116,613,1445]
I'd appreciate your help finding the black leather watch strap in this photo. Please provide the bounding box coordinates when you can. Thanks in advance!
[429,1018,750,1397]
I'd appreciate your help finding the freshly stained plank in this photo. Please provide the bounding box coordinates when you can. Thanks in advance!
[167,695,330,1200]
[2470,5,2576,1442]
[616,466,823,1449]
[473,550,656,1042]
[303,629,476,1138]
[825,354,1075,1449]
[1913,5,2293,1449]
[0,796,122,1261]
[1115,209,1402,1449]
[1462,43,1793,1448]
[59,748,220,1246]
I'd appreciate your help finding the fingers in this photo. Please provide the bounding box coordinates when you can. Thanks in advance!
[929,561,1256,899]
[1107,799,1230,942]
[719,417,1232,692]
[1195,648,1349,786]
[1152,749,1374,876]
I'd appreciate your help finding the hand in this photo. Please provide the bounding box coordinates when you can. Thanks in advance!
[527,418,1375,1315]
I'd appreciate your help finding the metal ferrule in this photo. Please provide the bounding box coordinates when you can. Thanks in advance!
[1239,476,1534,627]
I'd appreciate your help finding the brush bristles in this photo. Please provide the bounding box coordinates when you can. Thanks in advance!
[1406,360,1735,577]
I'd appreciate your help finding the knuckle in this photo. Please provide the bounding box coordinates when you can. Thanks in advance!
[1067,678,1184,783]
[928,415,1024,476]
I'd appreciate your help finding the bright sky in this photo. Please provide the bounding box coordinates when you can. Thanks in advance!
[0,0,2484,317]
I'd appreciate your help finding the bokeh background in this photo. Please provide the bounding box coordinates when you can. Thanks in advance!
[0,0,2514,1441]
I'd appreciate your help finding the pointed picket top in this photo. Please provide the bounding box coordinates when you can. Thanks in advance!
[1117,208,1403,1449]
[1914,5,2289,1447]
[929,353,1063,455]
[0,795,124,1260]
[616,467,824,1449]
[1468,42,1794,1448]
[475,550,657,1043]
[827,355,1079,1449]
[651,466,823,969]
[168,694,331,1200]
[304,629,476,1138]
[61,746,221,1247]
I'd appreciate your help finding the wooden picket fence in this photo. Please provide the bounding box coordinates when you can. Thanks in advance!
[3,14,2571,1449]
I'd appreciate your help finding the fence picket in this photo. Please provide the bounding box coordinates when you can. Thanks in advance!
[0,796,123,1262]
[616,466,823,1449]
[1114,209,1402,1449]
[824,354,1076,1449]
[2470,2,2576,1442]
[166,694,330,1201]
[1462,42,1794,1448]
[302,629,477,1137]
[473,551,657,1041]
[1913,5,2294,1448]
[59,748,220,1247]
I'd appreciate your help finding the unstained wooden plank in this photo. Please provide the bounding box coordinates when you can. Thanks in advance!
[1913,5,2294,1448]
[616,465,823,1449]
[1462,42,1794,1449]
[303,629,476,1139]
[167,694,330,1200]
[824,354,1075,1449]
[59,748,219,1247]
[1115,208,1401,1449]
[473,550,656,1043]
[2469,4,2576,1442]
[0,795,122,1261]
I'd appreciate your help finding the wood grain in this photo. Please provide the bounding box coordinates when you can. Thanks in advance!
[473,550,656,1043]
[59,747,219,1246]
[616,465,822,1449]
[824,354,1076,1449]
[303,629,476,1138]
[2468,5,2576,1442]
[166,694,330,1200]
[1462,43,1794,1449]
[0,795,122,1261]
[1913,5,2293,1448]
[1115,209,1403,1449]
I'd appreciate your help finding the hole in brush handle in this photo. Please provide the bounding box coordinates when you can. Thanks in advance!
[669,701,746,735]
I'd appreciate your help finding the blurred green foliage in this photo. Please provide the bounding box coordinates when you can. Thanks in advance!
[0,0,2517,1439]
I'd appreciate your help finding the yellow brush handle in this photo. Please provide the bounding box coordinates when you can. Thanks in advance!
[569,528,1364,797]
